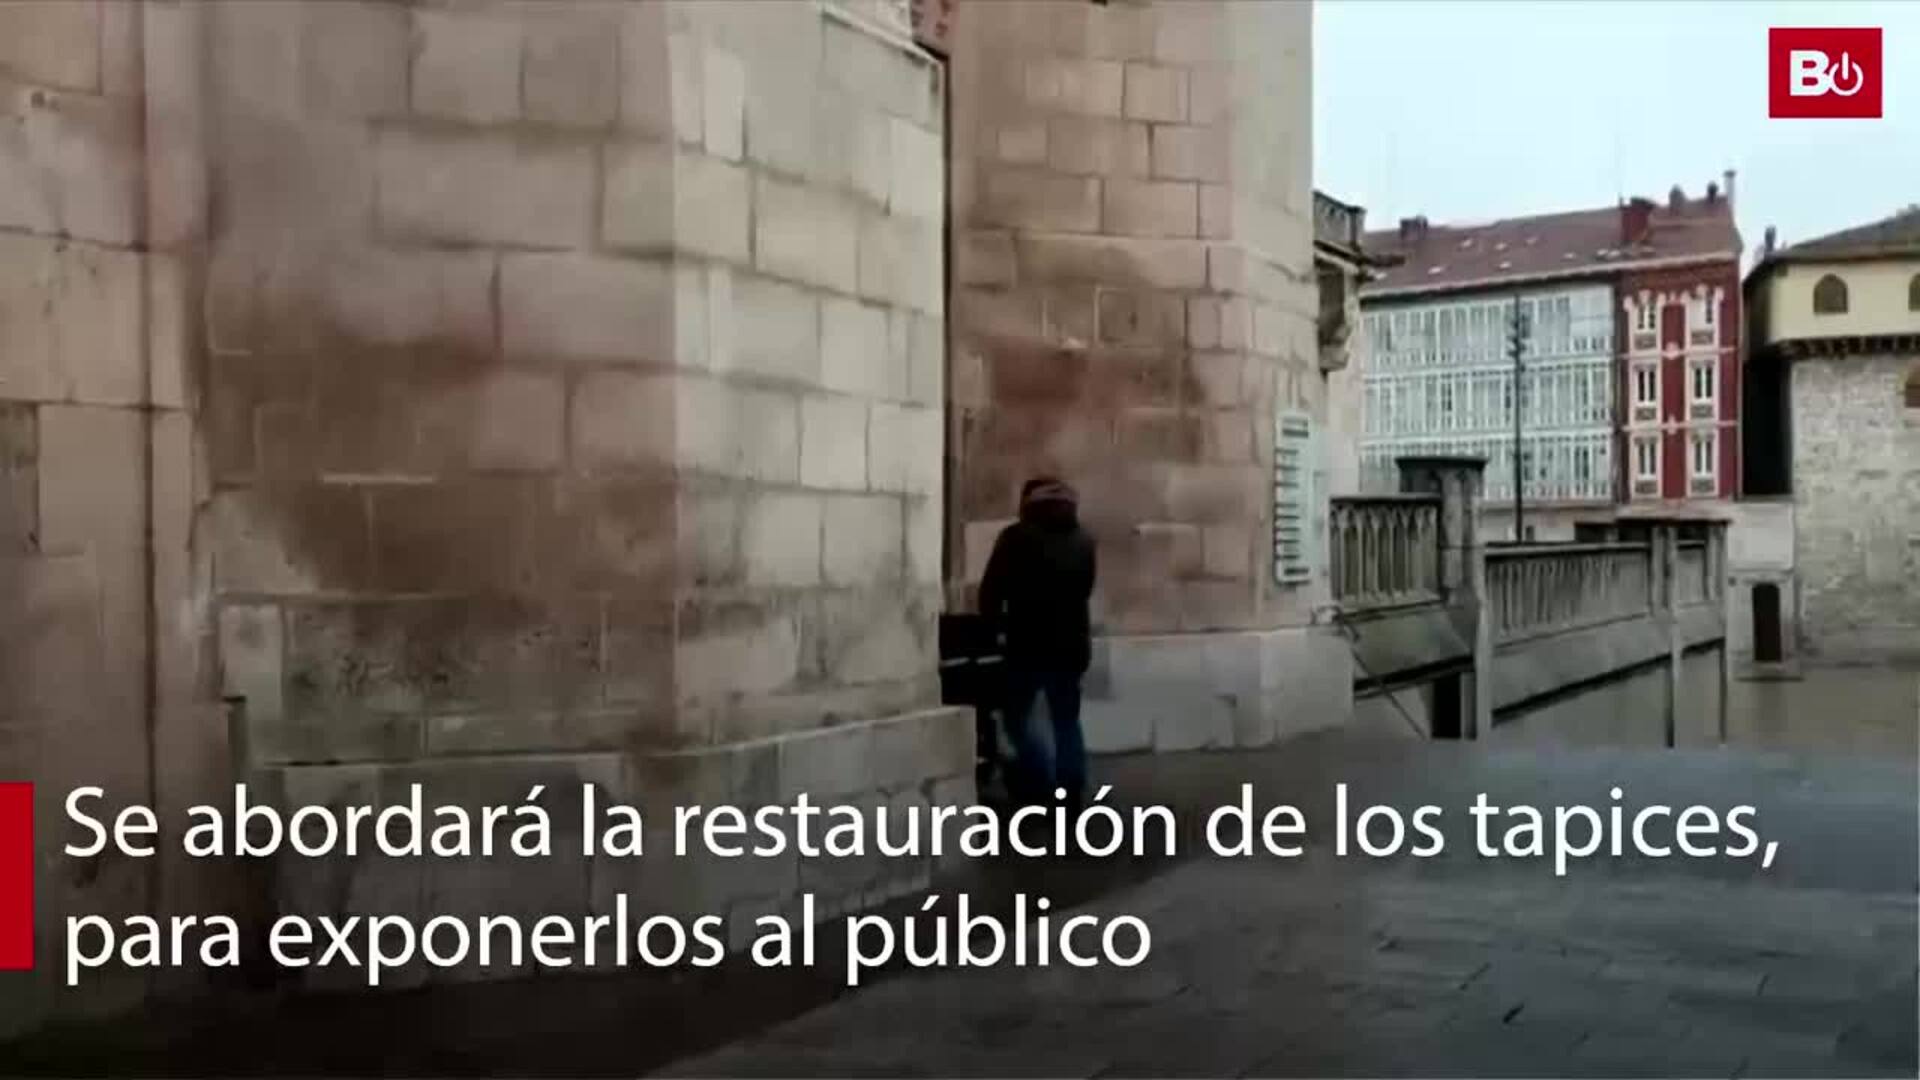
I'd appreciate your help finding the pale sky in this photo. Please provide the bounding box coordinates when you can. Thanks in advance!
[1315,1,1920,269]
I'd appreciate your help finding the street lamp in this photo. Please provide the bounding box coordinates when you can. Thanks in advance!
[1509,294,1531,542]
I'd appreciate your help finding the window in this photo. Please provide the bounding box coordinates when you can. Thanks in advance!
[1701,292,1717,327]
[1909,274,1920,312]
[1812,274,1848,315]
[1690,430,1717,481]
[1690,358,1716,407]
[1633,435,1659,482]
[1635,299,1657,333]
[1633,364,1658,410]
[1906,366,1920,410]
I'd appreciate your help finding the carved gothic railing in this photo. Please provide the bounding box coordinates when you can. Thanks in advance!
[1485,543,1652,643]
[1330,495,1442,609]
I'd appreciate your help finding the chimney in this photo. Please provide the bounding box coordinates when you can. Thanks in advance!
[1621,197,1654,245]
[1668,184,1685,209]
[1763,225,1777,256]
[1722,168,1736,206]
[1706,182,1719,203]
[1398,215,1428,244]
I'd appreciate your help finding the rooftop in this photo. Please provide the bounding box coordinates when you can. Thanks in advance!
[1362,183,1742,300]
[1756,205,1920,267]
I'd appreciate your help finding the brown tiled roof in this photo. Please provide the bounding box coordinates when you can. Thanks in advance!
[1361,193,1741,300]
[1768,206,1920,262]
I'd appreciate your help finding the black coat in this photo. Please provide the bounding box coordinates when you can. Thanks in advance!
[978,499,1097,675]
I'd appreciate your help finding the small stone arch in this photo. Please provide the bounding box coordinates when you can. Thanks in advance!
[1812,273,1848,315]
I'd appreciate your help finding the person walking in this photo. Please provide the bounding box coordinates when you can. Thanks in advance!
[977,476,1097,808]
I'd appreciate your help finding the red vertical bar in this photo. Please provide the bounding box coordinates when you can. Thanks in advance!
[0,782,32,970]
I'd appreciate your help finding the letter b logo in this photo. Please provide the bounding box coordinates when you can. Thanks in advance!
[1771,29,1882,118]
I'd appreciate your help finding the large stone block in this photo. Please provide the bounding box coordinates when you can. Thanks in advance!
[677,600,803,700]
[1151,124,1226,182]
[868,402,939,495]
[408,7,522,124]
[980,168,1100,233]
[823,15,936,128]
[1122,62,1186,123]
[741,492,823,587]
[469,369,564,472]
[1025,56,1122,117]
[822,494,903,585]
[377,129,594,249]
[35,404,141,556]
[819,296,892,399]
[501,253,671,364]
[888,116,943,221]
[0,80,141,246]
[0,1,101,92]
[857,213,941,315]
[0,233,142,406]
[731,274,821,386]
[755,175,860,294]
[799,394,869,491]
[323,247,494,351]
[1016,233,1207,291]
[958,229,1016,288]
[735,387,803,486]
[1104,178,1198,238]
[602,143,751,262]
[523,10,620,129]
[570,370,674,470]
[1047,116,1149,178]
[304,0,409,119]
[702,44,747,161]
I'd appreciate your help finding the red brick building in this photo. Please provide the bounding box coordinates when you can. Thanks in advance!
[1359,176,1744,535]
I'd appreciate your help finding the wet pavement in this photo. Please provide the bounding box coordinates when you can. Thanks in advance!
[664,673,1919,1078]
[6,671,1916,1077]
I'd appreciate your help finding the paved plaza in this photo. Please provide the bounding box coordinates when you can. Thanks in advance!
[664,724,1919,1078]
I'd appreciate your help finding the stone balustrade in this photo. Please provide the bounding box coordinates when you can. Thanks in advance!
[1330,494,1443,608]
[1485,542,1652,643]
[1676,540,1711,607]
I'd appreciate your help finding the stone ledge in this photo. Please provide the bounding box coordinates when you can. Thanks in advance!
[1082,625,1351,754]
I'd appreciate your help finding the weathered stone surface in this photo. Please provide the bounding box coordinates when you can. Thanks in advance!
[501,253,671,364]
[0,233,142,405]
[469,369,565,471]
[377,129,594,249]
[0,80,141,246]
[0,1,101,92]
[731,274,821,385]
[408,8,522,124]
[1122,61,1186,123]
[1104,178,1198,238]
[35,404,141,556]
[742,492,823,587]
[800,394,869,492]
[523,10,620,129]
[602,143,751,261]
[822,494,903,585]
[755,174,860,294]
[570,371,674,470]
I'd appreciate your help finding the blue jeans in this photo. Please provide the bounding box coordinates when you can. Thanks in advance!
[1005,667,1087,804]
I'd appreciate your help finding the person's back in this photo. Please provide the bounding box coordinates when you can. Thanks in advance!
[978,477,1096,804]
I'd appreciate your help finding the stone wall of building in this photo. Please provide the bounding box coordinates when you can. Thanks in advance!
[0,0,202,1031]
[945,0,1348,748]
[2,0,966,1029]
[1791,352,1920,662]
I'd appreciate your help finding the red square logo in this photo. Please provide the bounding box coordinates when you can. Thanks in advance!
[0,783,30,971]
[1770,28,1882,118]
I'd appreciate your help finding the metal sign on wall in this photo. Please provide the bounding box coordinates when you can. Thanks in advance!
[1273,410,1314,585]
[910,0,954,56]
